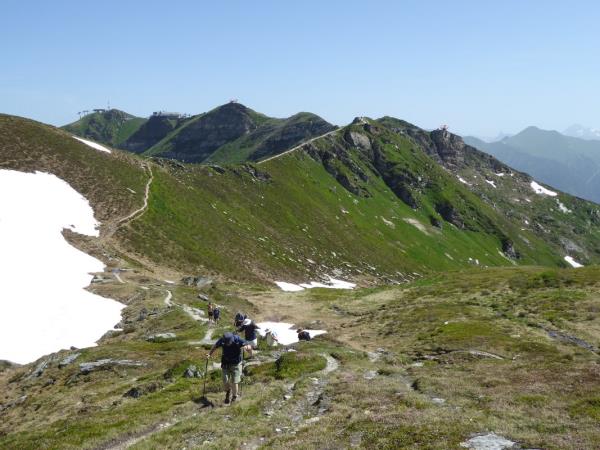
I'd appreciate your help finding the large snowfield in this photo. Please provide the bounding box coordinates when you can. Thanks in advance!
[0,169,124,364]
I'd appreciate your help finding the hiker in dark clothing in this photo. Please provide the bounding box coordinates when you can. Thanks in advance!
[207,302,214,323]
[297,328,311,341]
[207,332,251,404]
[234,311,246,328]
[212,306,220,325]
[238,318,260,356]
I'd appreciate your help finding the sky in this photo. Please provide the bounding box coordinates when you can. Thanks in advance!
[1,0,599,137]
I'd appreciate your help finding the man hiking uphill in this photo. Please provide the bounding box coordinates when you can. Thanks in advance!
[238,318,260,357]
[207,332,251,405]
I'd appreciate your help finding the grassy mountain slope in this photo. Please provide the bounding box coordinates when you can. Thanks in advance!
[380,118,600,265]
[62,109,147,148]
[145,103,336,163]
[464,127,600,203]
[1,114,148,224]
[120,114,187,154]
[2,113,600,449]
[116,118,600,285]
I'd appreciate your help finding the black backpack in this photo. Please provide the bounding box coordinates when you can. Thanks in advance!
[213,307,220,319]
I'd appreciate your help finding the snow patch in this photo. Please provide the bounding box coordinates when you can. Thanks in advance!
[256,322,326,346]
[460,433,516,449]
[458,176,471,185]
[382,217,395,228]
[0,170,124,364]
[73,136,111,153]
[494,172,505,177]
[485,179,496,188]
[403,218,429,234]
[530,180,557,196]
[564,256,583,268]
[556,200,572,213]
[275,277,355,292]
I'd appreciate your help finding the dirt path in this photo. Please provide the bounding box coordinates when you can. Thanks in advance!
[163,290,173,307]
[257,128,341,164]
[116,164,153,226]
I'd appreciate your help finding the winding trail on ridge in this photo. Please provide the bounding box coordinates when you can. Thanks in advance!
[258,117,368,165]
[117,164,153,227]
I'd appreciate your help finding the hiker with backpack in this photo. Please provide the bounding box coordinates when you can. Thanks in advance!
[297,328,311,341]
[212,306,220,325]
[237,318,260,357]
[234,311,246,328]
[207,302,214,323]
[207,331,251,405]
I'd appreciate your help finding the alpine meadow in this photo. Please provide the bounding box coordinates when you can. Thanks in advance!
[2,2,600,449]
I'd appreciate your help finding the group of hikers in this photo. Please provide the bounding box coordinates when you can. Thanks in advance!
[205,310,312,405]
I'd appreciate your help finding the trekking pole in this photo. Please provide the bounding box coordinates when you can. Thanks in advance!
[203,358,209,397]
[240,349,244,397]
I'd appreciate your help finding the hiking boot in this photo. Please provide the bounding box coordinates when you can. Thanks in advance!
[230,395,237,404]
[224,391,231,405]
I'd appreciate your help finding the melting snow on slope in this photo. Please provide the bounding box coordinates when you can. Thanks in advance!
[485,179,497,188]
[73,136,111,153]
[256,321,326,345]
[530,180,557,196]
[275,277,356,292]
[403,218,430,234]
[556,199,572,213]
[457,176,471,185]
[0,170,124,364]
[564,256,584,268]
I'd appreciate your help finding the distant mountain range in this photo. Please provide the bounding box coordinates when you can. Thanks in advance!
[563,124,600,141]
[62,103,336,164]
[464,126,600,203]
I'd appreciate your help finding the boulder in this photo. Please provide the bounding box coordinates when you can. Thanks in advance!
[182,276,213,288]
[183,364,202,378]
[197,294,210,302]
[59,353,81,368]
[146,333,177,342]
[79,359,146,374]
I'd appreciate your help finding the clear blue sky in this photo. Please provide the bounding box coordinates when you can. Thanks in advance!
[1,0,599,136]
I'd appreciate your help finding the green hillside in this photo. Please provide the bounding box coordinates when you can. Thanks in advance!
[62,109,147,148]
[144,103,336,163]
[118,118,600,284]
[3,113,600,449]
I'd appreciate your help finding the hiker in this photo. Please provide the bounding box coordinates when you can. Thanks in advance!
[207,332,251,404]
[207,302,214,323]
[234,311,246,328]
[238,318,260,356]
[213,306,220,325]
[264,328,279,347]
[297,328,311,341]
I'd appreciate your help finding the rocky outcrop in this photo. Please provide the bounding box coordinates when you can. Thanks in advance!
[58,353,81,368]
[182,276,213,288]
[79,359,146,374]
[146,333,177,342]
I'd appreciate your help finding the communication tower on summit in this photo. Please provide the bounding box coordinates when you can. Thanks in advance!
[229,98,238,104]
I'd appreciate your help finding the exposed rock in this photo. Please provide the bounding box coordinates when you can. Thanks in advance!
[182,276,213,288]
[501,238,520,260]
[345,131,372,151]
[0,395,27,412]
[197,293,210,301]
[26,359,50,379]
[79,359,146,374]
[460,432,517,449]
[137,308,148,321]
[123,382,161,399]
[183,365,202,378]
[435,202,465,229]
[58,353,81,368]
[146,333,177,342]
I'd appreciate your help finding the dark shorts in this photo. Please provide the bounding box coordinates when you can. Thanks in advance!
[208,311,213,318]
